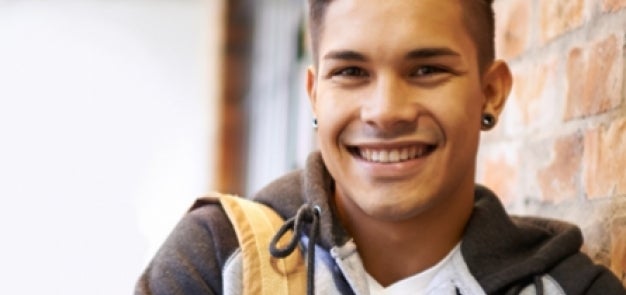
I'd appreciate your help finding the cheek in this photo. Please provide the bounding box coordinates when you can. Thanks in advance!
[428,83,484,142]
[315,89,359,141]
[438,80,484,119]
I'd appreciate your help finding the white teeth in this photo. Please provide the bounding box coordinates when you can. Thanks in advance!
[358,146,432,163]
[378,150,389,162]
[416,146,426,157]
[389,150,399,162]
[409,146,417,158]
[400,148,409,160]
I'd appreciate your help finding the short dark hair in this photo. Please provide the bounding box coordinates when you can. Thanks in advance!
[307,0,495,71]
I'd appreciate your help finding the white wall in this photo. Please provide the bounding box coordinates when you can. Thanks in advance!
[0,1,223,294]
[245,1,313,194]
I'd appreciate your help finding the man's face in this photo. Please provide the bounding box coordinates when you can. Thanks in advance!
[307,0,491,221]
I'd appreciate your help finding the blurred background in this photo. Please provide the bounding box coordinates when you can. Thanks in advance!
[0,0,624,294]
[0,0,312,294]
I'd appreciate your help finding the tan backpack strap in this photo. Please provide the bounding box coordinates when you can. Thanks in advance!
[217,193,306,295]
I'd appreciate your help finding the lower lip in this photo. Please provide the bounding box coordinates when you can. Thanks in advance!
[351,151,432,179]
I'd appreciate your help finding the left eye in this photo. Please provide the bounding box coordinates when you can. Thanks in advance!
[413,66,445,76]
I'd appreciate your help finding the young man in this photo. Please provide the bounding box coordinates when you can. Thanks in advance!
[136,0,626,294]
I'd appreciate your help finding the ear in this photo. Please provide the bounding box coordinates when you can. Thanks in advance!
[306,66,318,116]
[481,60,512,118]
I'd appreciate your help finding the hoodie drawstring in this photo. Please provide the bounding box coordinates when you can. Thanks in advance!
[511,275,544,295]
[533,275,544,295]
[269,204,321,295]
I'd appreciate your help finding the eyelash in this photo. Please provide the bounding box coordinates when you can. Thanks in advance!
[329,65,449,79]
[411,65,448,76]
[330,67,368,77]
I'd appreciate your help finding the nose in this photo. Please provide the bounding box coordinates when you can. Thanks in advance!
[360,74,420,132]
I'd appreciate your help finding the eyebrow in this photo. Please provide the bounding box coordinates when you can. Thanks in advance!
[322,50,368,62]
[322,47,461,62]
[405,47,461,59]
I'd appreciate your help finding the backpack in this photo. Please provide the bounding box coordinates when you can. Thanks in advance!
[193,193,306,295]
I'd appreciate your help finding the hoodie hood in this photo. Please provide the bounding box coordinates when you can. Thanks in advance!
[254,152,584,293]
[464,186,583,293]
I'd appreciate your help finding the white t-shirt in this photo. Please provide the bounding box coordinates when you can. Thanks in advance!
[365,243,485,295]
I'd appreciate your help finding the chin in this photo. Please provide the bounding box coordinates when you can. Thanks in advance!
[364,203,429,222]
[356,189,437,221]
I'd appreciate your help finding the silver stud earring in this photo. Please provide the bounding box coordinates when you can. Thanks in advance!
[481,113,496,130]
[312,118,318,129]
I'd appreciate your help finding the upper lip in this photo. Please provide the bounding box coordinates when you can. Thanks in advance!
[345,138,438,149]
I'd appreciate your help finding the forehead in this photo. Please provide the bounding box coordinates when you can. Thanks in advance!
[318,0,476,61]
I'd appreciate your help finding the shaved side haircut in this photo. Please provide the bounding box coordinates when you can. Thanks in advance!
[307,0,496,72]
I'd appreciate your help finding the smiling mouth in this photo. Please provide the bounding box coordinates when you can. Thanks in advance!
[347,144,437,164]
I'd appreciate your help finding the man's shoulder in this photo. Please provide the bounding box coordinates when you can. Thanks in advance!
[187,195,237,236]
[466,185,625,294]
[135,198,239,295]
[546,251,626,294]
[463,186,579,292]
[162,196,241,267]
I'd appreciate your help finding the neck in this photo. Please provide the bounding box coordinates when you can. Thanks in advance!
[334,185,474,287]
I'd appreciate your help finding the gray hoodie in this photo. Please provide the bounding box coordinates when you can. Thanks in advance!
[136,152,626,294]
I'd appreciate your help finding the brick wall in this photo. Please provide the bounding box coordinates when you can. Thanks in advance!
[477,0,626,285]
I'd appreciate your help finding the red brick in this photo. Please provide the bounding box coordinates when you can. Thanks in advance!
[565,34,623,120]
[482,154,518,205]
[581,215,612,266]
[494,0,531,59]
[603,0,626,12]
[583,117,626,199]
[610,216,626,285]
[537,134,583,202]
[540,0,586,43]
[510,60,560,128]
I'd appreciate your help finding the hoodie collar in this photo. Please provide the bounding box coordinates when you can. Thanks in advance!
[254,152,583,293]
[254,151,351,249]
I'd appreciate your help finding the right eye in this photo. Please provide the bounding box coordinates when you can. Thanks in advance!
[331,67,368,77]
